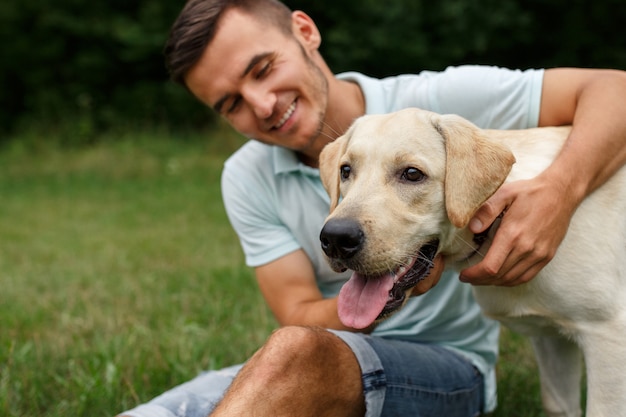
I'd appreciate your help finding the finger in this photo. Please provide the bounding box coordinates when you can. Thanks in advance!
[489,229,554,286]
[459,231,512,284]
[497,254,550,287]
[411,254,445,296]
[462,245,547,287]
[469,188,512,234]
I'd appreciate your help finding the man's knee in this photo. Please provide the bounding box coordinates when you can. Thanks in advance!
[260,327,364,411]
[218,327,366,417]
[261,326,334,364]
[253,327,358,377]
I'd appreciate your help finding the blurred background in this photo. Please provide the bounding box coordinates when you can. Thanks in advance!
[1,0,625,145]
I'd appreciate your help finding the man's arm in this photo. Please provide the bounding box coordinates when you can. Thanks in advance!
[256,249,445,329]
[461,68,626,286]
[255,249,361,331]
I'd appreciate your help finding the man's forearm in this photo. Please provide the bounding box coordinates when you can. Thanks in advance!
[543,69,626,203]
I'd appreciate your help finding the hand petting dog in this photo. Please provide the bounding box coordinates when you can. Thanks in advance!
[460,174,575,287]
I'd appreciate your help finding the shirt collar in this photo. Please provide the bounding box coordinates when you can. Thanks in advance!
[272,145,320,177]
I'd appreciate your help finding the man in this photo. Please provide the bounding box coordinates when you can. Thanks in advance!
[119,0,626,416]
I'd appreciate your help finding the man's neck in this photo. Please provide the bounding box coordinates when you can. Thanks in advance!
[299,77,365,168]
[323,79,366,141]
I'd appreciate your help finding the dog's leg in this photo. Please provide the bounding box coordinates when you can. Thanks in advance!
[530,334,583,417]
[579,317,626,417]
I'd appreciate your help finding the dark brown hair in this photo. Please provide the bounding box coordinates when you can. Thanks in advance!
[164,0,293,87]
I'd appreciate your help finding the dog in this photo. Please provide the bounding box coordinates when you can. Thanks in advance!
[318,108,626,417]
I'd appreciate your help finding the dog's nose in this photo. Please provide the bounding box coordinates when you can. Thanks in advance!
[320,218,364,259]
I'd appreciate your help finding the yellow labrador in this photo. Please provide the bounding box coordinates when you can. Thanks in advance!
[319,108,626,417]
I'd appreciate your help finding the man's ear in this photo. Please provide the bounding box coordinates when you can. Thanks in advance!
[319,134,350,213]
[434,114,515,228]
[291,11,321,50]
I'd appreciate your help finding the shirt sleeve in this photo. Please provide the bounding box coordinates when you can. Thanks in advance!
[220,145,301,267]
[421,65,544,129]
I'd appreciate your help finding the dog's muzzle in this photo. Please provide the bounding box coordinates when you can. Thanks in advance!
[320,217,439,329]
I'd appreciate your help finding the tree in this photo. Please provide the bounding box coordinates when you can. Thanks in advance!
[1,0,625,142]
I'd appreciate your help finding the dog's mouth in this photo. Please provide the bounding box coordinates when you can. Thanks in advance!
[337,240,439,329]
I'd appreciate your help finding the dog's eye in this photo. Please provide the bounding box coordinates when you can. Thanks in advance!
[340,165,351,180]
[402,167,426,182]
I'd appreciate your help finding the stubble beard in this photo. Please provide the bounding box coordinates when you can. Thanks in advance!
[300,47,330,154]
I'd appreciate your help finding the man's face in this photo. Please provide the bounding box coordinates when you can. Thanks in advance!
[185,9,330,155]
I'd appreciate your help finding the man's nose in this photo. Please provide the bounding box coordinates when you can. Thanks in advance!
[242,85,275,120]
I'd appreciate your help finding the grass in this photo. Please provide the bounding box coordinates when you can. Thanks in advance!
[0,125,546,416]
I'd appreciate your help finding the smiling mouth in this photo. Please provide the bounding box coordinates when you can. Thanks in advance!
[336,240,440,329]
[274,101,296,129]
[380,240,439,317]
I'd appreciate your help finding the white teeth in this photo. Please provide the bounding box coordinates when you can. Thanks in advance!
[275,102,296,129]
[393,257,415,283]
[394,267,407,282]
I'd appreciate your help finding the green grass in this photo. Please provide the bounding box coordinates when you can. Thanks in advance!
[0,126,546,416]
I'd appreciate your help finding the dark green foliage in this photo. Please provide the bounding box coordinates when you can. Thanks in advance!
[0,0,213,140]
[1,0,625,141]
[286,0,626,75]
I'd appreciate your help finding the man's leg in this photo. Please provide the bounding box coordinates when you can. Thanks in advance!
[118,364,243,417]
[119,326,484,417]
[364,336,484,417]
[211,326,366,417]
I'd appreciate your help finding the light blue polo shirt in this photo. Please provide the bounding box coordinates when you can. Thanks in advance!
[221,65,544,412]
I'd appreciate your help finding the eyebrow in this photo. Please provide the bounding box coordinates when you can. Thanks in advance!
[213,52,273,113]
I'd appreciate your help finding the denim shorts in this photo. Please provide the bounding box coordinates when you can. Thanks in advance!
[119,330,484,417]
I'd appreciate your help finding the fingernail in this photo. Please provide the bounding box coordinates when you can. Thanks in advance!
[469,218,482,232]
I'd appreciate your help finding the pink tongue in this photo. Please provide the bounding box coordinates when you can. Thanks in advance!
[337,272,395,329]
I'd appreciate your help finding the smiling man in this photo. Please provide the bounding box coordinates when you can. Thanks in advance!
[182,6,363,166]
[117,1,626,416]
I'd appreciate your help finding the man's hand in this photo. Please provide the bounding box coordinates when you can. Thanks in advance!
[410,254,446,296]
[459,174,577,286]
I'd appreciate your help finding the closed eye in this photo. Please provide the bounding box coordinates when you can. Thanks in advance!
[226,96,242,114]
[255,60,272,79]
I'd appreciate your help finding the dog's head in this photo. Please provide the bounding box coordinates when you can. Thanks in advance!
[319,108,515,328]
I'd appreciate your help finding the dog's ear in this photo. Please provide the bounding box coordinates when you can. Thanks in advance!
[319,133,350,213]
[435,114,516,228]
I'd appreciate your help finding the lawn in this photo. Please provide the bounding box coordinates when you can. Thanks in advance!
[0,126,544,416]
